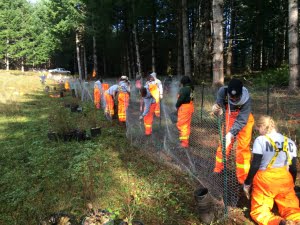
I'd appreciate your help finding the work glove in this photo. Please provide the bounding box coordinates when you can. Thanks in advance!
[212,104,223,116]
[139,115,144,121]
[243,184,251,200]
[225,132,234,149]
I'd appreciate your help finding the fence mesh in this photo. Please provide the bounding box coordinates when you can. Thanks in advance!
[54,75,300,222]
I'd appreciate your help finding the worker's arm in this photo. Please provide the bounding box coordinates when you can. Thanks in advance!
[215,86,227,108]
[142,91,154,117]
[142,98,152,117]
[244,153,262,185]
[289,157,297,183]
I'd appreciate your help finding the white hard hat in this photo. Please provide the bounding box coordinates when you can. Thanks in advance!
[150,72,157,78]
[120,75,129,80]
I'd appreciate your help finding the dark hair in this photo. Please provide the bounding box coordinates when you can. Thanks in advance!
[180,76,191,85]
[140,87,147,97]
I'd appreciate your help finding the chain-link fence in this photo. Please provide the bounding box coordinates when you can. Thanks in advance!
[54,75,300,223]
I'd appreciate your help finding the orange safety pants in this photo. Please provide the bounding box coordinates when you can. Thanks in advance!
[214,111,254,184]
[118,92,129,122]
[149,83,160,117]
[250,167,300,225]
[102,83,109,92]
[64,81,70,91]
[176,102,194,148]
[143,103,156,135]
[154,102,160,117]
[104,92,114,117]
[94,88,101,109]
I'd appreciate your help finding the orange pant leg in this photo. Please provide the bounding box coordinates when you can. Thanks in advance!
[176,102,194,148]
[155,102,160,117]
[144,104,156,135]
[251,168,299,225]
[118,92,129,122]
[94,88,101,109]
[104,93,114,117]
[235,113,254,183]
[214,110,236,172]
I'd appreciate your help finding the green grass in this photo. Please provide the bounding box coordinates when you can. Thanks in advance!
[0,72,201,225]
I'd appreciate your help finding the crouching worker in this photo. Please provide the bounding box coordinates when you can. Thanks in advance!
[243,115,300,225]
[104,84,118,118]
[139,86,156,136]
[176,76,194,148]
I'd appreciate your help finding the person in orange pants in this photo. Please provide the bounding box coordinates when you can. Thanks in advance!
[149,72,163,117]
[146,74,160,118]
[64,80,70,91]
[104,84,118,118]
[93,80,102,109]
[243,115,300,225]
[212,78,254,184]
[139,86,156,135]
[117,76,130,123]
[175,76,194,148]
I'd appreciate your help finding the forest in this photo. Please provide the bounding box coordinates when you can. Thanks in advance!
[0,0,299,90]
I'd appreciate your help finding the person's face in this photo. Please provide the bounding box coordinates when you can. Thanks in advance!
[255,125,267,135]
[229,94,241,102]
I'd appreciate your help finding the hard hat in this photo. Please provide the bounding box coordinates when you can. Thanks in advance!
[120,75,129,80]
[150,72,157,78]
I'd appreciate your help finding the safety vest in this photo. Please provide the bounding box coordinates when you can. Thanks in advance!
[148,83,160,103]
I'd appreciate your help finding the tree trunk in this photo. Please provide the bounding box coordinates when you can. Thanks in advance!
[6,39,9,71]
[177,6,183,77]
[182,0,191,77]
[126,45,132,79]
[129,31,136,78]
[133,23,142,77]
[212,0,224,86]
[93,36,98,78]
[193,0,212,83]
[151,12,156,73]
[252,0,263,71]
[226,0,236,76]
[76,31,83,80]
[83,45,88,80]
[288,0,299,91]
[21,58,24,72]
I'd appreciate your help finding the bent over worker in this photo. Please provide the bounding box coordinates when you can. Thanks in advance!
[104,84,118,118]
[243,115,300,225]
[212,78,254,184]
[176,76,194,148]
[118,76,130,123]
[139,86,156,136]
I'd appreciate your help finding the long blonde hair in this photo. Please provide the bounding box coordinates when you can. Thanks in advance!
[256,115,276,134]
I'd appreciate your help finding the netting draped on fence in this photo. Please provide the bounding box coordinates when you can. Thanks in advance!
[54,75,300,221]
